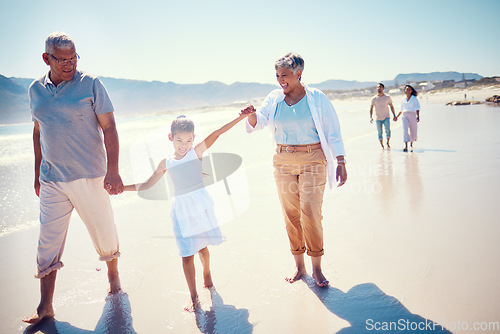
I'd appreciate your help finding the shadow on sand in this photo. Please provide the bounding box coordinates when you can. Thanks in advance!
[24,291,136,334]
[194,287,253,334]
[304,275,452,334]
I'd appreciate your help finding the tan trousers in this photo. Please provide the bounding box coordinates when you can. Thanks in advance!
[36,177,120,278]
[273,148,327,257]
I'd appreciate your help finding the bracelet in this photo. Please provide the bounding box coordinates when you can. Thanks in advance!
[337,160,346,164]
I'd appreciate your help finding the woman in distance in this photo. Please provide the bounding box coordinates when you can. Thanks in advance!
[396,84,420,152]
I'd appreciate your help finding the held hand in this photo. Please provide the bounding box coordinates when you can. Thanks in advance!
[240,104,256,116]
[336,164,347,187]
[104,172,124,195]
[34,179,40,197]
[394,116,399,122]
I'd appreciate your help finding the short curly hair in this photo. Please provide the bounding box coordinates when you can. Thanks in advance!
[274,52,304,75]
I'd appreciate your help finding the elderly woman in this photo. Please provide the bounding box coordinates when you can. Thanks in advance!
[243,53,347,287]
[396,85,420,152]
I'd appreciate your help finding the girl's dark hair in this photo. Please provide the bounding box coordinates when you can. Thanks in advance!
[170,115,195,136]
[405,85,418,97]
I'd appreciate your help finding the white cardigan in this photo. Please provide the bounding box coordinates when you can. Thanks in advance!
[246,85,345,188]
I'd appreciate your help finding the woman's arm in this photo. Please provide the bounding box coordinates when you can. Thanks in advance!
[124,159,167,191]
[194,113,248,158]
[336,155,347,187]
[246,89,281,133]
[415,97,421,122]
[247,110,258,128]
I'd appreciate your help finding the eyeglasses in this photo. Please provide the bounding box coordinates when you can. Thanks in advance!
[48,53,80,66]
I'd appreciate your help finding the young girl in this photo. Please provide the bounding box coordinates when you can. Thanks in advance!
[124,112,251,311]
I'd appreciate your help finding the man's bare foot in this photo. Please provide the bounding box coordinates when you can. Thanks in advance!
[22,306,54,324]
[285,267,307,283]
[312,268,329,287]
[203,271,213,289]
[184,296,200,312]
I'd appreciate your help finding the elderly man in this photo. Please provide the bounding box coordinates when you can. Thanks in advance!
[23,32,123,324]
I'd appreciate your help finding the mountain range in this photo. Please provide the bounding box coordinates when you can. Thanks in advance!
[0,71,483,124]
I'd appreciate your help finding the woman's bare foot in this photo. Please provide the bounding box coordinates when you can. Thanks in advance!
[312,268,329,287]
[22,305,54,324]
[285,266,307,283]
[184,295,200,312]
[203,271,213,289]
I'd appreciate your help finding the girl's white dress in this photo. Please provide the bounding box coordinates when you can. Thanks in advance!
[166,148,225,257]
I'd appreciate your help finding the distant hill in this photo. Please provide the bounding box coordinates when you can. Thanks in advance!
[99,77,277,115]
[0,75,278,124]
[0,75,30,124]
[0,71,485,124]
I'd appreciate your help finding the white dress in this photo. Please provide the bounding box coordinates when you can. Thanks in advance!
[165,148,225,257]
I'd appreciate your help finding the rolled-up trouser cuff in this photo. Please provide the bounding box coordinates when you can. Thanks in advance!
[35,261,64,279]
[307,248,324,257]
[99,251,121,262]
[291,247,306,255]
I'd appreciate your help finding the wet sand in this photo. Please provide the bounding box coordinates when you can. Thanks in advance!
[3,91,500,333]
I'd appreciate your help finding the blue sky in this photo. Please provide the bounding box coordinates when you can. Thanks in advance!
[1,0,499,84]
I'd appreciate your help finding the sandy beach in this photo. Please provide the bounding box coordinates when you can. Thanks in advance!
[1,87,500,333]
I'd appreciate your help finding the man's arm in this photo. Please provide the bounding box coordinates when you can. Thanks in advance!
[97,112,123,195]
[389,102,397,121]
[369,105,374,123]
[33,121,42,197]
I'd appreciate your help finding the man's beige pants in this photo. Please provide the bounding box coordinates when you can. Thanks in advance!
[36,177,120,278]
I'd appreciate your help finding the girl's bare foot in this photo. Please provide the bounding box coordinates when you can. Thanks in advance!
[285,267,307,283]
[22,305,55,324]
[184,295,200,312]
[312,268,329,287]
[203,271,213,289]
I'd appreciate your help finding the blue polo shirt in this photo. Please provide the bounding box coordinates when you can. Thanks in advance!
[29,70,114,182]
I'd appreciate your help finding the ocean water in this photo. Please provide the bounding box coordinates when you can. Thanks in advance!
[2,97,483,237]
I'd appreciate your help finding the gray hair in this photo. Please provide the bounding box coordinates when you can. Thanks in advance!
[274,52,305,74]
[45,32,75,54]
